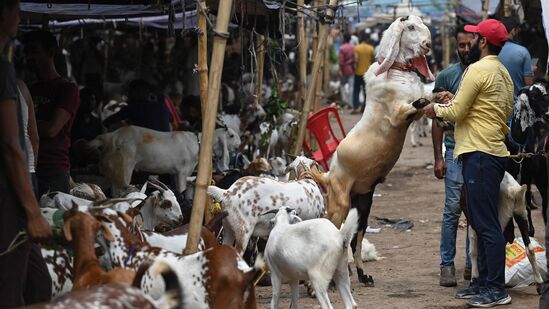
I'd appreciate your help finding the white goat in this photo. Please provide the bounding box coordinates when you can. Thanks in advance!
[207,156,324,253]
[88,125,199,193]
[468,172,544,289]
[265,207,358,309]
[69,181,107,201]
[311,15,433,285]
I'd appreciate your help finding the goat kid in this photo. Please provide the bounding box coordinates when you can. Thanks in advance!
[265,207,358,309]
[207,156,325,253]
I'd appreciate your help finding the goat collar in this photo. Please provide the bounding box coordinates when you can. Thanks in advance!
[377,58,412,72]
[124,243,138,267]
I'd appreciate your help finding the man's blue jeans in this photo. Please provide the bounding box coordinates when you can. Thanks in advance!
[440,147,471,269]
[462,151,506,290]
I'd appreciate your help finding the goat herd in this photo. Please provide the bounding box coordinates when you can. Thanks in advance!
[21,15,549,309]
[28,155,361,309]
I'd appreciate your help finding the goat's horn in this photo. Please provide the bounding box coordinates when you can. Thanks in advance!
[260,209,280,216]
[88,204,114,210]
[151,178,169,190]
[147,181,166,193]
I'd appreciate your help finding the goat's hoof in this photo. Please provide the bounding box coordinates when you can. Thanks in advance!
[412,98,430,109]
[537,283,542,295]
[305,281,316,298]
[359,275,375,287]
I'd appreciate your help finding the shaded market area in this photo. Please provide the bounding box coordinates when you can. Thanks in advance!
[0,0,548,308]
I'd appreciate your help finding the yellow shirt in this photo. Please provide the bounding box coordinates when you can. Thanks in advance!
[354,43,375,76]
[434,55,514,158]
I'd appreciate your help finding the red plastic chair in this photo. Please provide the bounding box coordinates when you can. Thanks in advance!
[303,106,346,171]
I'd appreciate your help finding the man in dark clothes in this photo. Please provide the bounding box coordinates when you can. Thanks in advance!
[0,1,53,307]
[104,79,172,132]
[24,30,80,196]
[71,87,102,142]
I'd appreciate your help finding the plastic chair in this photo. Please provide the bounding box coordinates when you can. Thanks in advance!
[303,106,346,171]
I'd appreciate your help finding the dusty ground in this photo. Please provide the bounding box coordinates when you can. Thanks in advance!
[255,111,544,309]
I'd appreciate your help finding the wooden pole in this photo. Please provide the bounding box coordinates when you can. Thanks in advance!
[297,0,307,110]
[503,0,511,17]
[255,35,266,106]
[442,13,450,69]
[323,34,332,95]
[314,0,325,113]
[482,0,490,20]
[198,0,209,117]
[196,0,212,224]
[184,0,233,255]
[292,0,337,155]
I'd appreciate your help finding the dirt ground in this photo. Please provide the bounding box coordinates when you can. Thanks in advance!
[255,111,544,309]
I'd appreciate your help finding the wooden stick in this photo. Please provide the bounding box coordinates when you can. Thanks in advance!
[503,0,511,17]
[184,0,233,255]
[197,0,212,224]
[482,0,490,20]
[297,0,307,110]
[293,0,336,155]
[255,34,266,106]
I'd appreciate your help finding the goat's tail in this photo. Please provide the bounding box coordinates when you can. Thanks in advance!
[207,186,227,201]
[151,261,184,309]
[310,165,329,186]
[339,209,359,249]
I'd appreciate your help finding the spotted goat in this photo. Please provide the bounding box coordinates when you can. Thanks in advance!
[207,156,325,254]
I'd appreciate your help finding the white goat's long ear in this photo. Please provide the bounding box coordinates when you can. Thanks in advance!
[220,132,230,172]
[374,19,405,76]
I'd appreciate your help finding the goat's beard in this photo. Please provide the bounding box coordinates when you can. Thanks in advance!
[467,41,481,64]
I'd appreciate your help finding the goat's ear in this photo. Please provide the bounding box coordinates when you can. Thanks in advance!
[374,20,404,76]
[94,214,113,223]
[100,224,115,242]
[117,211,133,225]
[63,219,73,242]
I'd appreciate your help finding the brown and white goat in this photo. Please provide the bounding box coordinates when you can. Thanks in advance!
[26,261,183,309]
[95,209,261,308]
[63,204,136,290]
[311,15,433,286]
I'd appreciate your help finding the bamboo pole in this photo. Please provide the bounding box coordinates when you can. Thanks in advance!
[297,0,307,110]
[482,0,490,20]
[323,34,332,95]
[442,13,451,69]
[196,0,212,224]
[313,0,325,113]
[292,0,338,155]
[184,0,233,255]
[503,0,511,17]
[255,35,266,106]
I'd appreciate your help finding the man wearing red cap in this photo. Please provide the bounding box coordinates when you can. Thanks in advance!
[424,19,514,307]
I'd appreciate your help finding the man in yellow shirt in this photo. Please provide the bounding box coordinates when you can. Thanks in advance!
[424,19,513,308]
[352,33,375,114]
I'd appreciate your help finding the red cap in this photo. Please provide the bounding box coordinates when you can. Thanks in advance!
[464,19,509,47]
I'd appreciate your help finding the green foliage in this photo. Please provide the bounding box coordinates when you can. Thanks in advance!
[260,87,288,147]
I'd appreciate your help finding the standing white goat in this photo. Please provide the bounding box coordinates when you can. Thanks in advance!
[265,207,358,309]
[311,15,434,285]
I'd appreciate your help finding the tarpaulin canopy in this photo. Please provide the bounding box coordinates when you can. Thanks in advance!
[44,11,198,30]
[20,0,188,20]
